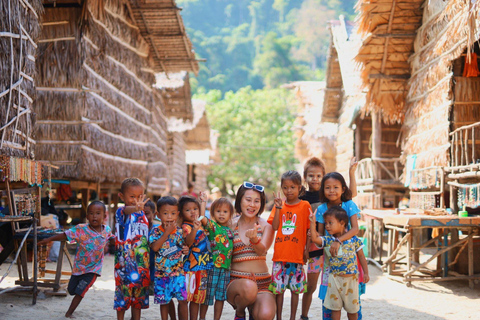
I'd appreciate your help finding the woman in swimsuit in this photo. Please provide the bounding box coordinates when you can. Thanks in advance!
[227,182,276,320]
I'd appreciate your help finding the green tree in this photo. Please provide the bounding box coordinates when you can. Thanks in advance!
[196,87,297,195]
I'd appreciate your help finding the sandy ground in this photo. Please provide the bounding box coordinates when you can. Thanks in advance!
[1,248,479,320]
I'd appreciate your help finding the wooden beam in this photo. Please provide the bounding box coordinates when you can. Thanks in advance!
[373,33,416,38]
[369,74,410,79]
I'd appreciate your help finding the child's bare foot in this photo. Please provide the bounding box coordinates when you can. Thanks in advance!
[65,313,75,318]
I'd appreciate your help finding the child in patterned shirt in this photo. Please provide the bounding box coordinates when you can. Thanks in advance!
[149,196,187,320]
[39,201,113,318]
[309,206,369,320]
[198,195,234,320]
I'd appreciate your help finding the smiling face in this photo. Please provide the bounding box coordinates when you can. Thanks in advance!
[240,189,262,217]
[181,201,199,223]
[158,204,179,228]
[281,179,301,202]
[306,166,323,192]
[144,207,155,229]
[118,185,145,207]
[324,214,346,236]
[87,204,106,229]
[324,178,345,205]
[212,203,232,226]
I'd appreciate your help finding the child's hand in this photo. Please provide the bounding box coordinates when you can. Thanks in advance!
[349,157,358,175]
[199,191,208,203]
[245,223,260,241]
[307,229,311,238]
[309,208,317,223]
[182,245,189,255]
[363,273,370,283]
[303,249,309,264]
[330,241,340,257]
[193,219,201,230]
[38,239,49,246]
[273,191,283,209]
[165,222,176,234]
[134,195,150,212]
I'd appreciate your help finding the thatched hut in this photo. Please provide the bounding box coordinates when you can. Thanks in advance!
[284,81,337,172]
[1,0,43,158]
[327,17,407,208]
[25,0,198,219]
[401,0,480,211]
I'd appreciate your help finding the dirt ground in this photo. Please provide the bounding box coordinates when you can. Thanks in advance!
[1,248,479,320]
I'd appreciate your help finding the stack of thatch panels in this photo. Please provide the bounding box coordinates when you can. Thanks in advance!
[403,0,480,169]
[34,1,172,193]
[355,0,423,123]
[0,0,43,158]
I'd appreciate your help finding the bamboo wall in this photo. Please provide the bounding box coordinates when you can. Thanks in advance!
[0,0,43,158]
[34,1,168,192]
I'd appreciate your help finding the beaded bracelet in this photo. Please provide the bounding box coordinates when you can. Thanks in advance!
[249,237,261,245]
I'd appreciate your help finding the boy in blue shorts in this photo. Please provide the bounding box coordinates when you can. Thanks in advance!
[39,201,113,318]
[114,178,150,320]
[149,196,188,320]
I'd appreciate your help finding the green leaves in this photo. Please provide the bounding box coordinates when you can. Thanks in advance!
[196,87,296,194]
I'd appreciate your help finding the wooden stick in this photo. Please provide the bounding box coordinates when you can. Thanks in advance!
[382,233,410,267]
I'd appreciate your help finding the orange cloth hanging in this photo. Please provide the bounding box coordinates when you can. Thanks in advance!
[462,53,480,77]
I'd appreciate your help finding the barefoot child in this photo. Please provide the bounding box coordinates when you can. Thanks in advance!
[149,196,188,320]
[300,157,358,320]
[179,196,213,320]
[38,201,113,318]
[316,172,363,319]
[310,206,369,320]
[198,195,234,320]
[268,170,311,320]
[114,178,150,320]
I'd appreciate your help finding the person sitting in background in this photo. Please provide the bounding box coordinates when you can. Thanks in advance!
[181,182,198,199]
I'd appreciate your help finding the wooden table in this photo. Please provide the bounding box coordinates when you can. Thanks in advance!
[361,209,396,263]
[382,214,480,288]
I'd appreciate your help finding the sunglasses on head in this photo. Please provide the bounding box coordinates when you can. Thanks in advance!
[243,181,265,192]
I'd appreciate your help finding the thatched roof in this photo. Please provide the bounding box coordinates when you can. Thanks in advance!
[33,2,168,194]
[158,72,193,121]
[401,0,480,168]
[0,0,43,158]
[126,0,199,74]
[355,0,424,123]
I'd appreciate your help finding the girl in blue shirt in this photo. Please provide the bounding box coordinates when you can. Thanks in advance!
[315,172,363,320]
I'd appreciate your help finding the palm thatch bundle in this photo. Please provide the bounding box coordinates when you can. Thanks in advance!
[402,0,480,168]
[0,0,43,158]
[33,0,183,194]
[355,0,423,123]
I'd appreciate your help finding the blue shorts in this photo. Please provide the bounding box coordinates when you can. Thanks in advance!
[154,274,187,305]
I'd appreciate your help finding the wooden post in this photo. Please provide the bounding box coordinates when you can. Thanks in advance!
[371,112,382,160]
[406,228,412,286]
[32,217,37,305]
[81,189,88,223]
[387,229,393,274]
[468,232,474,289]
[53,241,65,292]
[412,228,421,263]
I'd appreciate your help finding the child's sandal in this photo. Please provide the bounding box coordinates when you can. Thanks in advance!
[299,316,309,320]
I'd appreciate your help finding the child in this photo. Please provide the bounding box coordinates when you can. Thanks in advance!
[268,170,311,320]
[114,178,150,320]
[179,196,213,320]
[198,195,234,320]
[38,201,113,318]
[310,206,369,320]
[149,196,188,320]
[300,157,358,320]
[315,172,363,320]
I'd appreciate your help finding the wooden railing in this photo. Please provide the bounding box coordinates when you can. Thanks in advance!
[449,120,480,173]
[356,157,403,185]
